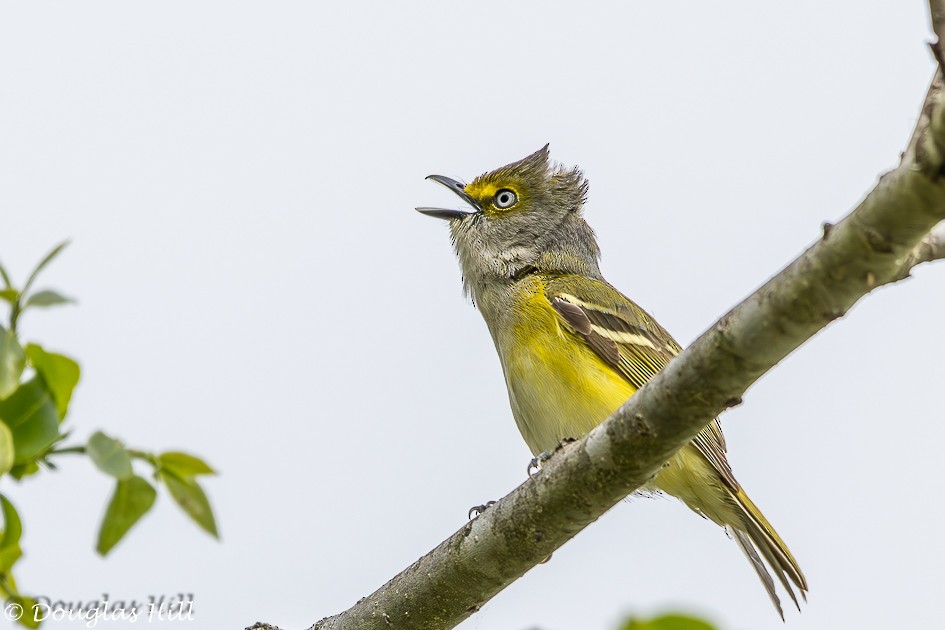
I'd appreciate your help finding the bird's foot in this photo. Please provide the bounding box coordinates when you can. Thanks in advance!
[527,450,554,476]
[468,501,496,519]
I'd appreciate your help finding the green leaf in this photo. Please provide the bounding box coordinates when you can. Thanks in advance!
[22,289,74,309]
[0,421,14,477]
[0,494,23,572]
[0,289,18,304]
[8,461,39,480]
[25,344,80,419]
[160,471,218,538]
[0,327,26,400]
[158,451,216,477]
[21,240,69,298]
[0,262,12,290]
[0,378,60,464]
[87,431,133,479]
[96,475,157,556]
[0,495,22,550]
[620,614,718,630]
[0,572,40,630]
[2,593,40,629]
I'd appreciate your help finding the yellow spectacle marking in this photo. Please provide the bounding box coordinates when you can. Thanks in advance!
[465,179,523,214]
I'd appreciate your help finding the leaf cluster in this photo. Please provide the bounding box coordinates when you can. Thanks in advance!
[0,243,218,627]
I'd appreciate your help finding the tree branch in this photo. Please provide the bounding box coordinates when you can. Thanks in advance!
[930,0,945,67]
[251,15,945,630]
[893,218,945,280]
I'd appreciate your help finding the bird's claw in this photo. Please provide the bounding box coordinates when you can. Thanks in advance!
[468,501,496,519]
[527,450,554,476]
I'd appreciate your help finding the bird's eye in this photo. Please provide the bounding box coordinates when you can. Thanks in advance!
[494,189,518,209]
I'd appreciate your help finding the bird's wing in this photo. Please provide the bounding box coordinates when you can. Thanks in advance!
[543,274,737,490]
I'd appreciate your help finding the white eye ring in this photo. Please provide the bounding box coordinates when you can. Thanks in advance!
[494,189,517,209]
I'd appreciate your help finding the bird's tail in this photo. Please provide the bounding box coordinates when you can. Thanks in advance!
[726,487,808,620]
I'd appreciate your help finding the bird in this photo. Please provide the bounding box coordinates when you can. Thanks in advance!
[416,145,807,617]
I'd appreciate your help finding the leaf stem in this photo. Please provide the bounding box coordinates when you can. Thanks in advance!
[46,445,86,456]
[127,449,158,467]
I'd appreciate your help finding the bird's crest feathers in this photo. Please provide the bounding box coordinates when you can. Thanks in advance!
[466,144,589,216]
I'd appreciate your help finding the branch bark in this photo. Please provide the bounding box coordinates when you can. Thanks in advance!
[931,0,945,66]
[252,12,945,630]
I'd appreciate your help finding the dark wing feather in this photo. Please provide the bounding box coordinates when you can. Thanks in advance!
[546,275,737,490]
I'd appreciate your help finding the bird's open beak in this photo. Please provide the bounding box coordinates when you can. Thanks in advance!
[416,175,480,220]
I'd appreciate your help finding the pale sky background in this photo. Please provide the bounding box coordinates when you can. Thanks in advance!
[0,2,942,629]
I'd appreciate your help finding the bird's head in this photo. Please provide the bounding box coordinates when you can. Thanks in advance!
[417,145,601,303]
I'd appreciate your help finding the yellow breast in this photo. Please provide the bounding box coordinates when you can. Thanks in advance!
[497,276,637,455]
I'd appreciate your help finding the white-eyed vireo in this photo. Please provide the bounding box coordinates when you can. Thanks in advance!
[417,145,807,617]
